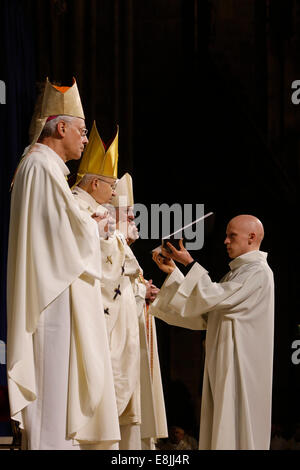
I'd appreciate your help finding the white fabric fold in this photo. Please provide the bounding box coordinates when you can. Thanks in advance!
[149,250,274,449]
[7,143,120,446]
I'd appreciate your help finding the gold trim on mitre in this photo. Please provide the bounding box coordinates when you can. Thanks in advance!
[75,121,119,186]
[111,173,134,207]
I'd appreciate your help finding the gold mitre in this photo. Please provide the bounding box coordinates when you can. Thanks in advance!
[10,77,85,190]
[111,172,134,207]
[75,121,119,185]
[29,77,85,149]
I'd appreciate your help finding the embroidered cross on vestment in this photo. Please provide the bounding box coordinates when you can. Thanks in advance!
[113,285,122,300]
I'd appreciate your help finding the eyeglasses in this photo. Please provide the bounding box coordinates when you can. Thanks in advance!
[97,177,116,190]
[78,128,88,137]
[67,122,88,137]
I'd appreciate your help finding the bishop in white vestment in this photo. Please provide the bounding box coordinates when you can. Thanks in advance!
[111,173,168,450]
[6,80,120,450]
[72,123,142,450]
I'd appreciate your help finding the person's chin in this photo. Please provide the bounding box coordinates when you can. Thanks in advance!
[72,152,82,160]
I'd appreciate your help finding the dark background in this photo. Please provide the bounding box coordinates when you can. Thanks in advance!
[1,0,300,443]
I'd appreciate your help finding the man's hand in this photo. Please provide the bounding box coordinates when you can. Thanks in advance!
[107,215,116,236]
[152,250,176,274]
[91,212,109,238]
[91,212,108,223]
[145,279,160,303]
[163,239,194,266]
[126,221,139,245]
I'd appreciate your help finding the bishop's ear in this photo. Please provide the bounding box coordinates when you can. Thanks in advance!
[56,121,66,137]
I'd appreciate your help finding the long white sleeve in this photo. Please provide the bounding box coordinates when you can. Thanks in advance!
[149,262,244,330]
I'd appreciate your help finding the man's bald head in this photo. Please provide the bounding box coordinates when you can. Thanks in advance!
[224,214,264,259]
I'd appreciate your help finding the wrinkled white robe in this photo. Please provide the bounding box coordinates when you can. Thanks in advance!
[72,191,140,421]
[133,274,168,450]
[149,250,274,450]
[7,144,120,449]
[72,191,141,449]
[102,234,142,450]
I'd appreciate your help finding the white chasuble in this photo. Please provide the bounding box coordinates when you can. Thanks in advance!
[132,271,168,447]
[149,250,274,450]
[101,234,140,425]
[72,193,140,424]
[7,144,120,448]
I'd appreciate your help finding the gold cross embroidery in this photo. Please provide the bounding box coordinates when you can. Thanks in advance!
[106,256,113,265]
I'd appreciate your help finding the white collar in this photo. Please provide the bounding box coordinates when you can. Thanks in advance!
[229,250,268,271]
[72,185,103,212]
[35,143,70,176]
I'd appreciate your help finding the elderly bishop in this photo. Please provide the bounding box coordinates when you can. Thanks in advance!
[6,79,120,450]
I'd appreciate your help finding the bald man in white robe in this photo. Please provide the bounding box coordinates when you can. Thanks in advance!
[150,215,274,450]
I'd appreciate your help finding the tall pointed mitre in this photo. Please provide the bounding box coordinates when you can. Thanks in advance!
[75,121,119,185]
[111,172,134,207]
[10,77,85,189]
[28,77,85,151]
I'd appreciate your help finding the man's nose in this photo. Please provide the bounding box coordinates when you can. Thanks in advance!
[83,135,89,145]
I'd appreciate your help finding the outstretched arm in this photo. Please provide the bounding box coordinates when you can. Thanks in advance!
[163,239,194,266]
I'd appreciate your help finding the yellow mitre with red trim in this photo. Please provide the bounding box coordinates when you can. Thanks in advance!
[29,77,85,150]
[111,172,134,207]
[75,121,119,185]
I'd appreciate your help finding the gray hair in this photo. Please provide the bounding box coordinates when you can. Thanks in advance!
[79,174,100,187]
[79,174,118,188]
[40,115,76,139]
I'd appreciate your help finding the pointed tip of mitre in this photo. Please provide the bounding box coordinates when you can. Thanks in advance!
[111,172,134,207]
[41,76,85,119]
[28,76,85,150]
[75,122,119,186]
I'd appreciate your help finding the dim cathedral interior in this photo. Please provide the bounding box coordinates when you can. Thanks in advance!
[0,0,300,452]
